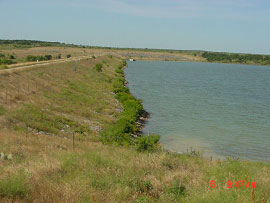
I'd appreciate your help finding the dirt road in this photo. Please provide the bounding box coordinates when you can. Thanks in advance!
[0,55,93,75]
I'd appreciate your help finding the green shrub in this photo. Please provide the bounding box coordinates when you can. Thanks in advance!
[67,54,71,58]
[166,181,186,197]
[100,60,160,150]
[44,55,52,60]
[116,68,124,75]
[26,55,46,62]
[113,87,129,94]
[136,134,160,152]
[122,60,127,66]
[26,55,34,61]
[122,99,143,120]
[100,118,134,145]
[112,78,125,89]
[9,55,15,59]
[94,63,103,72]
[0,172,29,198]
[0,58,14,65]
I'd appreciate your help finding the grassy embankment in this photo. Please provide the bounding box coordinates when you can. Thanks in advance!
[0,55,270,202]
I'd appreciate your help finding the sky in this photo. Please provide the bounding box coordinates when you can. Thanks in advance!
[1,0,270,54]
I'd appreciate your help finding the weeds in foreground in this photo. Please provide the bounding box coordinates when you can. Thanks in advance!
[0,64,8,70]
[94,63,103,72]
[0,105,5,115]
[136,134,160,152]
[0,171,29,198]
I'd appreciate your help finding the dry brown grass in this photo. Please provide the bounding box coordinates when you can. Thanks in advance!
[1,127,270,202]
[1,46,205,65]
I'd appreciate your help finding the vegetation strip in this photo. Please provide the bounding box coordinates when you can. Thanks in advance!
[202,51,270,65]
[100,60,160,151]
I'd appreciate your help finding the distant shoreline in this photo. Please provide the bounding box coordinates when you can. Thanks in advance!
[1,40,270,69]
[130,58,270,67]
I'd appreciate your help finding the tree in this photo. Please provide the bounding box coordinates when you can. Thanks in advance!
[44,55,52,60]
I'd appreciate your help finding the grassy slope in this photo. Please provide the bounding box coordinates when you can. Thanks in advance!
[0,56,269,202]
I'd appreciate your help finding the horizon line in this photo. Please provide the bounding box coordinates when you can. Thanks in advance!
[0,38,269,56]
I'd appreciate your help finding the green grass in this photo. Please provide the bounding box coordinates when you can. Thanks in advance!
[38,145,270,202]
[0,171,29,198]
[0,64,8,70]
[1,56,120,137]
[0,105,5,115]
[10,104,91,135]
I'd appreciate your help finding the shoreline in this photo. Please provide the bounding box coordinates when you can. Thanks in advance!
[100,59,160,149]
[123,65,150,137]
[130,57,270,67]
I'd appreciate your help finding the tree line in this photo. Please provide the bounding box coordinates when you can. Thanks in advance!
[0,53,16,65]
[0,40,64,47]
[202,52,270,65]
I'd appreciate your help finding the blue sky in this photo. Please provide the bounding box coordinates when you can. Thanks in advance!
[1,0,270,54]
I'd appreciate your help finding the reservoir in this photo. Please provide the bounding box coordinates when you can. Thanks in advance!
[125,61,270,161]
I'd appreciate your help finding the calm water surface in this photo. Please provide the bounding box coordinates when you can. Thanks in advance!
[125,61,270,161]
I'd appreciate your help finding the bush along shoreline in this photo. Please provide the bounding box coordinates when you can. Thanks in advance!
[100,60,160,152]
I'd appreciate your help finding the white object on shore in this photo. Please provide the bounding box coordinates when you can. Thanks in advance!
[129,59,135,61]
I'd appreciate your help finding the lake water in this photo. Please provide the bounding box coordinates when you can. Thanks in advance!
[125,61,270,161]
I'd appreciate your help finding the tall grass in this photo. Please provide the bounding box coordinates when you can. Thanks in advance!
[0,171,29,198]
[0,105,5,116]
[0,64,8,70]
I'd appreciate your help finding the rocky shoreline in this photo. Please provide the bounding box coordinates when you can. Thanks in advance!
[123,66,150,137]
[136,110,150,133]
